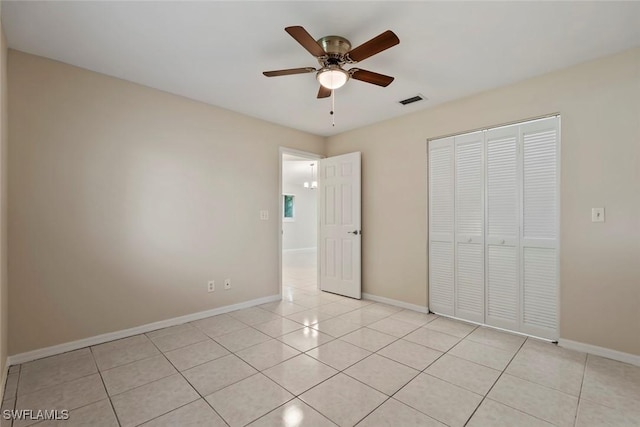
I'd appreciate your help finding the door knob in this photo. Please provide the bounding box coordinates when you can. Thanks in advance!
[500,239,505,244]
[467,238,472,243]
[348,230,360,235]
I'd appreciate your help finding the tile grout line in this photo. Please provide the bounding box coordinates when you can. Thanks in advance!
[89,346,122,427]
[322,317,461,426]
[283,291,428,424]
[460,336,557,427]
[250,396,339,427]
[572,353,589,427]
[13,351,99,398]
[157,338,232,373]
[360,323,530,426]
[229,307,404,425]
[187,315,340,426]
[457,334,527,426]
[5,363,21,426]
[237,343,302,373]
[369,325,476,425]
[182,299,388,423]
[493,341,589,394]
[290,317,443,426]
[239,372,299,426]
[142,331,230,427]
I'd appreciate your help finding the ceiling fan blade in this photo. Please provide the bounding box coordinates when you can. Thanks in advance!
[317,85,331,98]
[285,26,326,58]
[350,69,395,87]
[263,67,316,77]
[347,30,399,62]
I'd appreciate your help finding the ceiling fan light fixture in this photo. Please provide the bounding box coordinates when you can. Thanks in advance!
[317,67,349,90]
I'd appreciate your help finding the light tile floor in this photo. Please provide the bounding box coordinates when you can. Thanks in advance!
[1,252,638,426]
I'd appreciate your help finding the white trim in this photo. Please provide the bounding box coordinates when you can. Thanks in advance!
[7,294,280,366]
[362,293,428,314]
[559,339,640,367]
[282,247,316,254]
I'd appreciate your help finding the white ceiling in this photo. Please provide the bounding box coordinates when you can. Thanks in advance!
[3,1,639,137]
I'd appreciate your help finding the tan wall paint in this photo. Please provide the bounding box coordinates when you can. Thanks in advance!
[0,10,9,380]
[326,48,640,356]
[8,51,325,355]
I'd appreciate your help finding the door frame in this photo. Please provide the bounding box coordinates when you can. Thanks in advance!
[279,147,324,298]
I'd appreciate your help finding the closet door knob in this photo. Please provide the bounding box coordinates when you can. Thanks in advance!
[500,239,505,244]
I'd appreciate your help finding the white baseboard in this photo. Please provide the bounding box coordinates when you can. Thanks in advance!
[362,293,428,314]
[559,339,640,367]
[7,294,281,366]
[282,247,316,254]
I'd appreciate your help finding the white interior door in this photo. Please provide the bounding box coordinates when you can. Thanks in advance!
[319,152,361,299]
[519,117,559,338]
[454,132,485,322]
[485,125,521,332]
[428,138,455,315]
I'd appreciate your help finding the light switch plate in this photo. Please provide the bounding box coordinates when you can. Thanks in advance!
[591,208,605,222]
[260,210,269,220]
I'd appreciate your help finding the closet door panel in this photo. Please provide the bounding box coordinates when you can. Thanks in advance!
[520,118,559,339]
[454,132,484,322]
[429,138,455,315]
[428,117,559,338]
[485,127,520,331]
[486,132,519,241]
[456,243,484,320]
[523,247,557,332]
[486,245,518,328]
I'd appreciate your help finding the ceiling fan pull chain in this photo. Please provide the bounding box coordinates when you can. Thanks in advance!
[331,90,336,127]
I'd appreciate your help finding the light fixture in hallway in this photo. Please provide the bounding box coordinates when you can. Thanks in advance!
[303,163,317,189]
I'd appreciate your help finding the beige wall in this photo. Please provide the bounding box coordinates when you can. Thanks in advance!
[0,9,8,382]
[8,51,324,355]
[327,48,640,356]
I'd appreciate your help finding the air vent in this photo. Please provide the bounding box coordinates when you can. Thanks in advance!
[399,95,425,105]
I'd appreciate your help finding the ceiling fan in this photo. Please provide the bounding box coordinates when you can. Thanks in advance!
[263,26,400,98]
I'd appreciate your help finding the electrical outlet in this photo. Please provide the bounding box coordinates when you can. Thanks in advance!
[208,281,215,293]
[224,279,231,290]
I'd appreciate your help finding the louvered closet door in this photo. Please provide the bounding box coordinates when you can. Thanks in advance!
[454,132,484,322]
[485,126,520,331]
[520,117,559,339]
[429,138,455,315]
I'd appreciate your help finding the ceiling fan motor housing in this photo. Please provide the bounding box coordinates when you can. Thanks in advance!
[318,36,352,65]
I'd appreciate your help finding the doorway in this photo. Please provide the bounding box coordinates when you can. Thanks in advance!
[279,148,322,297]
